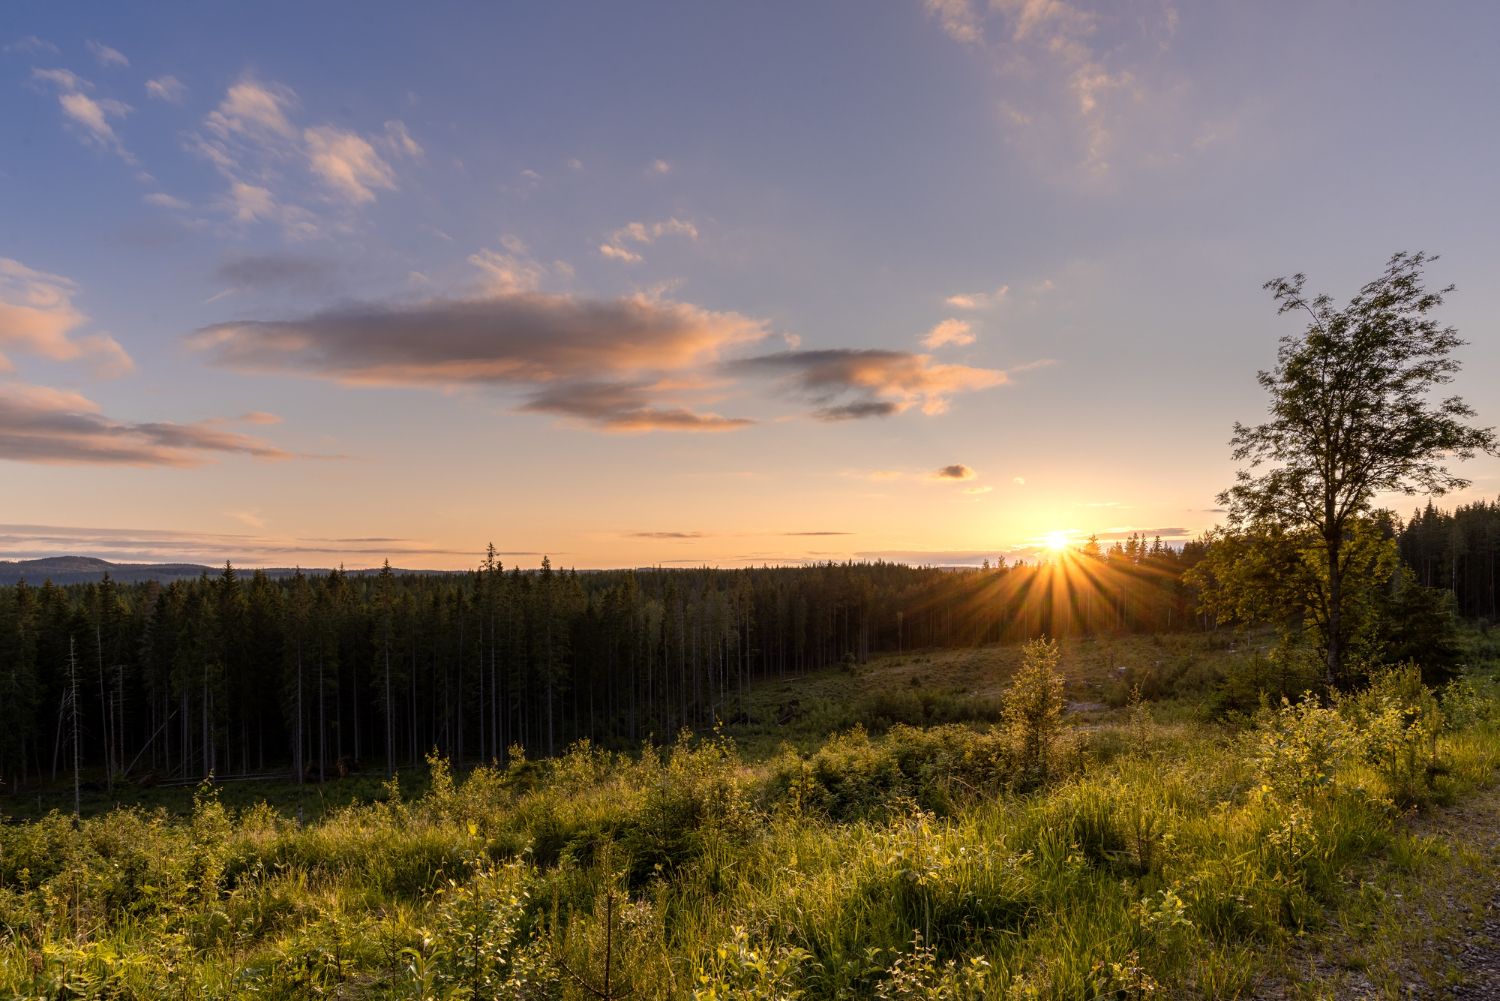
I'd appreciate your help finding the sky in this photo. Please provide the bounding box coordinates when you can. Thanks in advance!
[2,1,1498,570]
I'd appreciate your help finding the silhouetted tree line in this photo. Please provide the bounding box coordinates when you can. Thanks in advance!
[0,537,1204,792]
[1400,499,1500,621]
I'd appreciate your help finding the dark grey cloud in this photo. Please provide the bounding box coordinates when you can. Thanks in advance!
[814,401,899,421]
[191,290,769,431]
[192,291,767,388]
[933,463,976,480]
[215,253,337,293]
[730,348,1005,419]
[520,381,753,433]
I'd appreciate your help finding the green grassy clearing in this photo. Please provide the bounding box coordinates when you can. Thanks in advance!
[3,630,1498,999]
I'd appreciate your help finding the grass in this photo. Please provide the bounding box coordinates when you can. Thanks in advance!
[2,629,1498,999]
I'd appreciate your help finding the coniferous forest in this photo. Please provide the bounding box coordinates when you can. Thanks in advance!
[0,536,1203,793]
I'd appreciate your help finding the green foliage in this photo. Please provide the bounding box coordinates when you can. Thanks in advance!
[1,638,1497,1000]
[1345,664,1447,806]
[1219,251,1497,684]
[1002,638,1068,787]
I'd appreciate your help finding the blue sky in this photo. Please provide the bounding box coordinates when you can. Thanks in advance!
[3,1,1498,568]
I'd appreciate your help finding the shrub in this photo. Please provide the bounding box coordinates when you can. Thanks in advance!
[1002,638,1068,788]
[1347,663,1446,806]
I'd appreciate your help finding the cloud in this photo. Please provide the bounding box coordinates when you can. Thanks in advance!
[932,463,976,480]
[0,258,133,376]
[0,381,293,466]
[856,549,1005,567]
[814,400,901,421]
[86,40,129,68]
[520,381,755,433]
[599,217,699,264]
[217,182,320,239]
[303,125,397,203]
[60,92,131,145]
[145,75,187,103]
[215,253,337,294]
[963,485,994,495]
[31,67,87,90]
[649,159,672,174]
[382,120,422,158]
[0,523,487,566]
[227,510,266,529]
[31,68,133,160]
[192,291,768,388]
[468,241,548,294]
[599,243,643,263]
[923,0,983,44]
[924,0,1194,178]
[237,411,282,425]
[630,531,706,539]
[921,318,975,348]
[143,191,190,209]
[1013,476,1026,485]
[945,285,1008,309]
[732,348,1006,419]
[5,35,58,55]
[206,78,298,141]
[783,531,852,536]
[193,77,416,233]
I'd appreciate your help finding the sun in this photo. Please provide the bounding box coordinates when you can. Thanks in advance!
[1041,530,1073,553]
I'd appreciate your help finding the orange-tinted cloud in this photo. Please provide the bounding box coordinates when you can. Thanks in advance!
[192,291,769,387]
[732,348,1006,419]
[0,381,292,466]
[521,380,753,433]
[921,318,975,348]
[0,258,132,376]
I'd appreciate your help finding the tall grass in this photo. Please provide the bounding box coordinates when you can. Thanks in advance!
[3,657,1498,999]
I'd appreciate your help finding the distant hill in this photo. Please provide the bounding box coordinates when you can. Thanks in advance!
[0,557,460,585]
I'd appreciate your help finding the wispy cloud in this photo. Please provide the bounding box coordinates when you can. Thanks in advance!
[0,523,489,567]
[144,75,187,103]
[0,258,132,376]
[85,40,129,68]
[599,217,699,264]
[31,67,134,162]
[5,35,59,55]
[945,285,1008,309]
[469,236,548,293]
[922,0,1199,179]
[303,124,398,203]
[923,0,984,44]
[191,76,419,235]
[921,318,975,348]
[0,381,294,466]
[143,191,190,210]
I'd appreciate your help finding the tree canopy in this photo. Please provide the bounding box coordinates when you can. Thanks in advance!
[1220,251,1495,684]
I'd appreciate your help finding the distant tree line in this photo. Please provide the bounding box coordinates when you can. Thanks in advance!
[1400,499,1500,620]
[0,537,1202,792]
